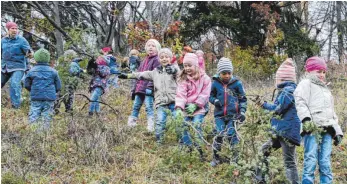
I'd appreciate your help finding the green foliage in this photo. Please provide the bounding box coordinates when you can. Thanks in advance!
[1,172,26,184]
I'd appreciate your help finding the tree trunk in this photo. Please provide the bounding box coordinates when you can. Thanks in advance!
[53,1,64,57]
[336,1,344,64]
[327,1,335,62]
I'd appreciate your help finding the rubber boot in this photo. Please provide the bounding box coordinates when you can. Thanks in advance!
[127,116,138,127]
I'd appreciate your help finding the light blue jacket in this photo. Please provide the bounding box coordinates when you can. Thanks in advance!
[1,35,31,72]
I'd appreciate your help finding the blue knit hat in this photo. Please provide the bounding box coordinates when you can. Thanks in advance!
[217,57,233,74]
[34,48,50,63]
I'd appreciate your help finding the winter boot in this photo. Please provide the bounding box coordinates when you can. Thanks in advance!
[210,150,221,167]
[147,117,155,132]
[127,116,138,127]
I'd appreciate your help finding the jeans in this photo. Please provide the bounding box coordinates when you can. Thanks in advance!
[155,103,175,142]
[259,138,299,184]
[107,74,119,88]
[179,114,205,147]
[28,100,54,130]
[131,94,154,118]
[302,133,333,184]
[89,87,103,113]
[1,70,25,108]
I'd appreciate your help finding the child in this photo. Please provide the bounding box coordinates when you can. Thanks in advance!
[88,56,110,116]
[101,46,119,89]
[121,57,130,72]
[24,48,61,130]
[129,49,141,72]
[175,53,211,160]
[119,48,180,143]
[294,56,343,184]
[209,57,247,166]
[195,50,206,72]
[127,39,161,132]
[252,58,300,183]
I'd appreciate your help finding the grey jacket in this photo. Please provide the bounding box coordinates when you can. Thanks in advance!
[294,74,343,137]
[132,65,180,108]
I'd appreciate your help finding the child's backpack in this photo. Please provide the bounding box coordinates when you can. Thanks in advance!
[87,58,97,75]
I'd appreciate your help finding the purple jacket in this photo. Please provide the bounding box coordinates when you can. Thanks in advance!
[134,54,160,95]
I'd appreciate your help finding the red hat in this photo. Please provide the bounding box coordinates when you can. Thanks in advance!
[305,56,327,72]
[101,47,112,53]
[6,22,18,30]
[275,58,296,82]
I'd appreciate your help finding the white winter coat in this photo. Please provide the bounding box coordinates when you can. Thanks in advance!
[294,74,343,137]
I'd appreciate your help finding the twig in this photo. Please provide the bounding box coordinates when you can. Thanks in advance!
[75,93,120,114]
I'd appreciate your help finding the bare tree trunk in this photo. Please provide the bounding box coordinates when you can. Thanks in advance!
[53,1,64,57]
[336,1,344,64]
[327,1,335,62]
[145,1,153,35]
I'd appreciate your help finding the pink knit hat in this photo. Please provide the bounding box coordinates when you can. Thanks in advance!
[305,56,327,72]
[6,22,18,30]
[183,53,199,67]
[275,58,296,82]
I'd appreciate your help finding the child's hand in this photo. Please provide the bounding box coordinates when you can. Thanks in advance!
[165,65,177,74]
[214,99,222,107]
[250,95,263,107]
[185,103,197,115]
[118,73,128,79]
[334,135,342,146]
[237,111,246,123]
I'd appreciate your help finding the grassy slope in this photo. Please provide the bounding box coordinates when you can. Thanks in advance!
[1,75,347,184]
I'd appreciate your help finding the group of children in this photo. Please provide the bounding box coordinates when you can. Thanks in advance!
[23,37,343,183]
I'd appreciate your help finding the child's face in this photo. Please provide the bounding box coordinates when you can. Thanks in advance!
[219,71,232,82]
[309,69,326,82]
[183,63,196,76]
[146,42,158,55]
[159,53,171,66]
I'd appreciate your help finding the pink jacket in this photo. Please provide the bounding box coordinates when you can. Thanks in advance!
[175,71,211,115]
[198,56,205,71]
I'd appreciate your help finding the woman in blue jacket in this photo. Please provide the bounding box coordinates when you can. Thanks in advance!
[1,22,32,109]
[253,59,301,184]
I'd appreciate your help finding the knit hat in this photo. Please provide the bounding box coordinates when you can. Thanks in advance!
[6,22,18,30]
[158,48,173,59]
[34,48,50,63]
[183,53,199,67]
[217,57,233,74]
[145,39,161,54]
[305,56,327,72]
[101,46,112,53]
[275,58,296,82]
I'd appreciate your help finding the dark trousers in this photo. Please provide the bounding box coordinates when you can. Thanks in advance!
[257,138,299,184]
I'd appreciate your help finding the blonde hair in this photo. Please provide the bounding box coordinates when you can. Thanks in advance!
[178,65,201,82]
[123,57,129,65]
[129,49,139,57]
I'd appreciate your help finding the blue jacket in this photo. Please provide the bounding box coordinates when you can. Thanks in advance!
[262,81,301,146]
[209,75,247,118]
[105,55,119,74]
[69,60,83,76]
[24,62,62,101]
[129,56,141,72]
[1,35,31,72]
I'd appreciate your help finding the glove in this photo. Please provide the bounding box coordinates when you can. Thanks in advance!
[73,58,83,63]
[250,95,263,107]
[185,103,198,115]
[237,111,246,123]
[165,65,177,74]
[145,89,153,96]
[175,108,184,118]
[214,99,222,107]
[118,73,128,79]
[334,135,342,146]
